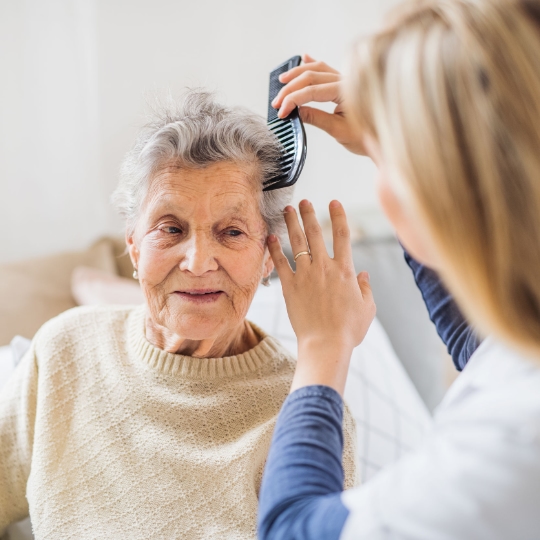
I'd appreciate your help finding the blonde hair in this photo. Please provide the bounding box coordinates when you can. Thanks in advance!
[347,0,540,354]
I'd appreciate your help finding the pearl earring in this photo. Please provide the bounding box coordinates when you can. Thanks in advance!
[133,269,138,280]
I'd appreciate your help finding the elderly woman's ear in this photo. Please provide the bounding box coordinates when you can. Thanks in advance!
[262,246,275,281]
[126,234,140,277]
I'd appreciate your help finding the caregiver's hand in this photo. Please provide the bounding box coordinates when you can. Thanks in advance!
[268,199,376,395]
[271,53,366,155]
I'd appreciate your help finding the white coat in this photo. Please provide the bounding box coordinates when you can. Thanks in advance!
[341,338,540,539]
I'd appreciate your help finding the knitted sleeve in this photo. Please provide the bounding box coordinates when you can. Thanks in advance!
[0,344,37,534]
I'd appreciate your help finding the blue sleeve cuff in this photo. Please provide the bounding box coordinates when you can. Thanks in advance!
[286,384,344,407]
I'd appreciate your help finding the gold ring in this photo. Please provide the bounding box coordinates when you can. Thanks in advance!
[294,251,311,261]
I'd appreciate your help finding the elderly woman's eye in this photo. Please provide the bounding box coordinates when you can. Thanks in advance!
[226,229,243,237]
[162,226,182,234]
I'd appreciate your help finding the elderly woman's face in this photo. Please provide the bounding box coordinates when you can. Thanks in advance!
[128,162,273,342]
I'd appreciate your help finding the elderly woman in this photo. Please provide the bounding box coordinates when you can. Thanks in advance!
[0,91,357,539]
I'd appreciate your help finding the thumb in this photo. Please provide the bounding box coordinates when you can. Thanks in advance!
[299,106,341,138]
[357,271,373,302]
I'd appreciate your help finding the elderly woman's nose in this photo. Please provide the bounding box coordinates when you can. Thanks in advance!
[179,233,219,275]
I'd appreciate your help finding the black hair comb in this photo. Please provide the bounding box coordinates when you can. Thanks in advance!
[263,56,307,191]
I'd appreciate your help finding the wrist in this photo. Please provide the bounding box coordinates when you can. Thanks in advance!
[297,336,354,359]
[292,337,354,396]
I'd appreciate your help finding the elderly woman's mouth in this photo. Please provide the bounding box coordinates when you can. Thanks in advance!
[174,289,225,303]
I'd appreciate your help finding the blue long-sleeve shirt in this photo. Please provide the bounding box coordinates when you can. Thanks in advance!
[258,386,348,540]
[403,252,481,370]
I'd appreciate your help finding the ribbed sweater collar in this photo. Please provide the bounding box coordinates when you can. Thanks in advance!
[127,304,285,379]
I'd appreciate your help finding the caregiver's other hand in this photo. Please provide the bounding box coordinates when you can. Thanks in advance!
[271,54,366,155]
[268,200,376,395]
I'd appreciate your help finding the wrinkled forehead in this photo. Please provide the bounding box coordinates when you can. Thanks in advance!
[144,161,263,220]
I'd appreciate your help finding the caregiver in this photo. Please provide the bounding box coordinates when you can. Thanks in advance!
[258,0,540,538]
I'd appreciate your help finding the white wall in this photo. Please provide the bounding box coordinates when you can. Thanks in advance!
[0,0,398,264]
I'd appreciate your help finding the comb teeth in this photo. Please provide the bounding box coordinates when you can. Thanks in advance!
[265,118,297,185]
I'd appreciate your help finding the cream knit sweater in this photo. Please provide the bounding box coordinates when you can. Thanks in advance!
[0,305,357,539]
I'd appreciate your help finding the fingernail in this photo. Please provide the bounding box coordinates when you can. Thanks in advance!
[330,200,340,208]
[364,272,370,282]
[279,73,287,82]
[299,199,310,207]
[268,234,278,243]
[283,205,294,213]
[271,97,278,106]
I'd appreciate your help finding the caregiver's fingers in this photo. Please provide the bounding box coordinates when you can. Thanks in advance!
[299,106,345,139]
[301,107,368,156]
[298,200,327,262]
[267,235,293,283]
[278,82,342,119]
[279,58,339,85]
[283,206,311,267]
[272,71,340,110]
[329,201,353,263]
[357,271,376,314]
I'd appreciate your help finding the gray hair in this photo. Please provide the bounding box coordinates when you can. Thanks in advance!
[112,89,294,238]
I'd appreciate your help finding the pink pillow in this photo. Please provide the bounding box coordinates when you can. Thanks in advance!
[71,266,143,306]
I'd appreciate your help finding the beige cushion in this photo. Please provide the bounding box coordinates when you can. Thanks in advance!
[0,237,129,346]
[108,236,134,279]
